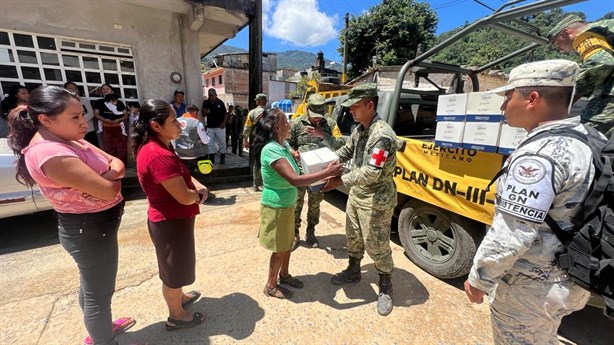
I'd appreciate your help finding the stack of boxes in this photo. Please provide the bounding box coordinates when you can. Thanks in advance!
[434,92,528,154]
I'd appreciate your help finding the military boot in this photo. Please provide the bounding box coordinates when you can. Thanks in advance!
[305,225,318,248]
[291,230,300,252]
[220,154,225,164]
[377,273,393,316]
[208,154,215,164]
[331,257,361,285]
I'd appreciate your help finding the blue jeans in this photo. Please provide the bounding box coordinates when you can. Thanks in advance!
[57,201,124,345]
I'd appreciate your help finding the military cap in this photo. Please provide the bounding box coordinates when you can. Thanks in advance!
[489,59,579,95]
[547,15,583,42]
[254,93,267,101]
[307,94,326,118]
[341,83,378,107]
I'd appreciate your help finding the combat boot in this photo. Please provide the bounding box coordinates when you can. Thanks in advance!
[377,273,393,316]
[305,225,318,248]
[220,154,225,164]
[331,257,361,285]
[291,230,300,252]
[208,154,215,164]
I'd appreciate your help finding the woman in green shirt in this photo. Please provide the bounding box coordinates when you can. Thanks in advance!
[252,108,343,299]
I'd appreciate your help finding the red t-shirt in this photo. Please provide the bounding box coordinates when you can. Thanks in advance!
[136,139,199,222]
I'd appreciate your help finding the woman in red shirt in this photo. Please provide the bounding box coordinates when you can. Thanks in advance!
[133,99,208,331]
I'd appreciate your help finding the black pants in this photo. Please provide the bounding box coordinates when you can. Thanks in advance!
[57,201,124,345]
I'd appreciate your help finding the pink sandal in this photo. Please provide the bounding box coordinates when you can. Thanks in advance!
[83,317,136,345]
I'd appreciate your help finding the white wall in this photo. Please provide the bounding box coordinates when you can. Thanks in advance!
[268,80,297,104]
[0,0,203,105]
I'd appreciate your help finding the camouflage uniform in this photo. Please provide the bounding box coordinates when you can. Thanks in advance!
[288,94,345,238]
[335,108,397,272]
[549,16,614,137]
[470,60,592,344]
[243,95,267,189]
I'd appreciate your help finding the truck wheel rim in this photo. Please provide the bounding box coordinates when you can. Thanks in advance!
[409,211,456,263]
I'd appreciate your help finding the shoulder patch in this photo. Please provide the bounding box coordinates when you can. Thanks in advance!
[498,155,555,223]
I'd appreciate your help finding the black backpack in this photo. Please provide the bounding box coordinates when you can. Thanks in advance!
[491,125,614,319]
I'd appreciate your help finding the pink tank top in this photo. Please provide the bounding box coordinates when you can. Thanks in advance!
[23,139,123,213]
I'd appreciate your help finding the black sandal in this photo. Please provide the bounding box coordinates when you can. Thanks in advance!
[279,274,304,288]
[165,312,206,331]
[181,290,201,308]
[263,285,293,299]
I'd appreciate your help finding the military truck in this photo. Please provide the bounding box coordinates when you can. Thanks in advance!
[329,0,589,279]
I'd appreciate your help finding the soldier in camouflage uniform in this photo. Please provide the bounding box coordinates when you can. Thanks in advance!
[288,94,345,250]
[322,83,397,316]
[549,15,614,138]
[243,94,267,191]
[464,60,594,344]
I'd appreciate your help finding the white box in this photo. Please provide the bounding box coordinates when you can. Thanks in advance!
[465,92,505,122]
[435,121,465,148]
[498,124,528,154]
[436,94,468,122]
[462,122,502,152]
[299,147,339,187]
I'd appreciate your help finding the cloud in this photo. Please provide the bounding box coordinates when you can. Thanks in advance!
[264,0,338,47]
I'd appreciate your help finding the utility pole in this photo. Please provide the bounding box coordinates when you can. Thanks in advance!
[249,0,263,110]
[342,13,349,84]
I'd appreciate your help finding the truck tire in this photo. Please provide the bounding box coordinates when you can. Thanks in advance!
[398,199,483,279]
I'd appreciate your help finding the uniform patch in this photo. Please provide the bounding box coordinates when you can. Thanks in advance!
[369,148,388,168]
[511,158,546,184]
[499,155,555,223]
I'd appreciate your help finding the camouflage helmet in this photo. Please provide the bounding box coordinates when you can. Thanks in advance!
[488,59,579,95]
[307,94,326,118]
[547,15,583,42]
[341,83,378,107]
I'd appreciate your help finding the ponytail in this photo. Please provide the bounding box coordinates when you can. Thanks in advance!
[7,105,38,186]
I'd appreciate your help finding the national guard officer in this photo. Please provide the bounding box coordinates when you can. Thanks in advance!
[322,83,397,316]
[464,60,596,344]
[288,94,345,250]
[243,93,267,191]
[548,15,614,138]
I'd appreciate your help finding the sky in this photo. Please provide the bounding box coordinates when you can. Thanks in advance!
[225,0,611,64]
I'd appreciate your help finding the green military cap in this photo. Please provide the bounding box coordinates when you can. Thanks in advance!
[254,93,267,101]
[547,15,583,42]
[307,94,326,118]
[341,83,378,107]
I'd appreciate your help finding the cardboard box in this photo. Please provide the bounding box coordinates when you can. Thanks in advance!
[299,147,339,187]
[436,94,468,122]
[462,122,502,152]
[435,121,465,148]
[498,124,528,154]
[465,92,505,122]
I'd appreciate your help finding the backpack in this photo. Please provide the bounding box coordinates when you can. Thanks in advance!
[490,125,614,319]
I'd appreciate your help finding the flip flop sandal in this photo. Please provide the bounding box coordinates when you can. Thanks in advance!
[263,285,293,299]
[182,290,201,308]
[279,274,304,289]
[84,317,136,344]
[165,312,206,332]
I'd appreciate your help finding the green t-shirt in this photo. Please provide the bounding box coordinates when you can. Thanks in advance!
[260,141,299,208]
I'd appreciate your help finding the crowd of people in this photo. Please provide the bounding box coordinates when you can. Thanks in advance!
[1,15,612,343]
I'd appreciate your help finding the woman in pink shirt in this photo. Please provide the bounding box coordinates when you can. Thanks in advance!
[132,99,208,331]
[7,86,135,345]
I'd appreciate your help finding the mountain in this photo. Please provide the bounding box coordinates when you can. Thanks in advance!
[202,45,341,72]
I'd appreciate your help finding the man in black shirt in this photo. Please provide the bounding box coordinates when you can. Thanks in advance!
[202,88,228,164]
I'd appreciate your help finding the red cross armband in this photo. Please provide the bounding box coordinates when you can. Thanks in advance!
[368,139,393,169]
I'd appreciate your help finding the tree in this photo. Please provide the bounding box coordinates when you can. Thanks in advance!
[339,0,438,79]
[432,9,586,71]
[290,72,321,99]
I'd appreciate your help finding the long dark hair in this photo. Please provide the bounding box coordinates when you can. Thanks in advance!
[131,99,173,157]
[7,86,80,186]
[251,108,284,166]
[1,85,28,116]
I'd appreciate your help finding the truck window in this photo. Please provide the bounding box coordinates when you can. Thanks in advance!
[336,106,357,135]
[393,103,436,137]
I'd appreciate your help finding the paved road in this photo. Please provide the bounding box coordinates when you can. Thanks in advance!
[0,183,611,344]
